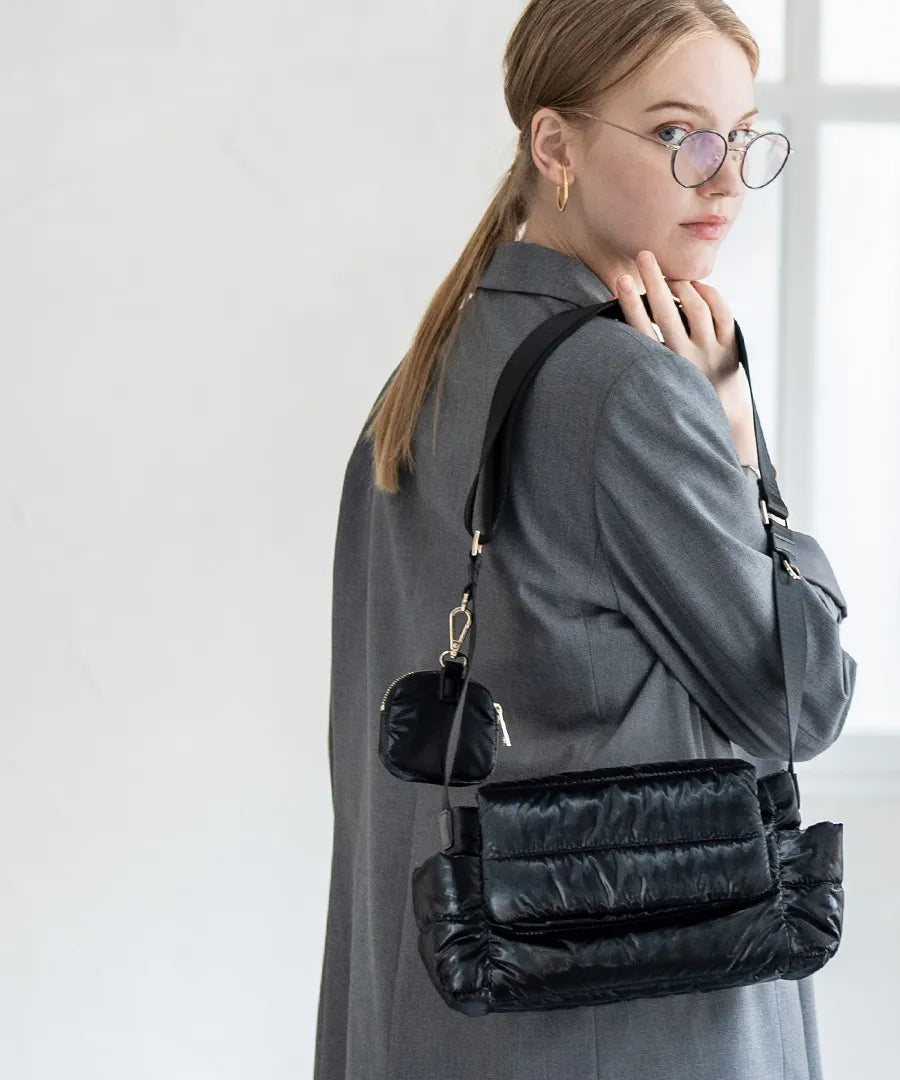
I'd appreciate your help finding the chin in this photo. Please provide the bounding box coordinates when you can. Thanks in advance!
[661,252,717,282]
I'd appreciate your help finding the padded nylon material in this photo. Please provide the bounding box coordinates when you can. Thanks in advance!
[483,834,771,927]
[379,671,498,784]
[478,761,759,849]
[757,767,802,830]
[411,768,843,1016]
[478,759,771,925]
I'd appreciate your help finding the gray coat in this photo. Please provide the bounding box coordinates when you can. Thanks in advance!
[314,240,857,1080]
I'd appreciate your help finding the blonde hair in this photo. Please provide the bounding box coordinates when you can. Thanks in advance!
[365,0,759,493]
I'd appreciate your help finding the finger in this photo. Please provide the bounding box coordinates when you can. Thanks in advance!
[665,279,715,343]
[616,276,659,342]
[690,280,735,345]
[636,251,689,350]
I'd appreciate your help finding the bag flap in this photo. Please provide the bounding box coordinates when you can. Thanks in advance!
[477,758,773,927]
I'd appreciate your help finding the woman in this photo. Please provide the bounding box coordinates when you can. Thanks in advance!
[314,2,857,1077]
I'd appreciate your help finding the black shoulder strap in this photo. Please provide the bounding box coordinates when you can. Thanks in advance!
[440,297,807,843]
[465,295,788,540]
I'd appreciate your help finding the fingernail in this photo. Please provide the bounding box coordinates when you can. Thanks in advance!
[619,276,633,293]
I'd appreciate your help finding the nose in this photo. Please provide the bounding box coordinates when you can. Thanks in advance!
[703,144,745,193]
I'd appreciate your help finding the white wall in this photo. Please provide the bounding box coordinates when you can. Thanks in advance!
[1,3,895,1078]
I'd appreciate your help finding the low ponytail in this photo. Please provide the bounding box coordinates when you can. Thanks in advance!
[365,149,530,493]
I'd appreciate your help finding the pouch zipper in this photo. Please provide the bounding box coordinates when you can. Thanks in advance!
[380,670,421,712]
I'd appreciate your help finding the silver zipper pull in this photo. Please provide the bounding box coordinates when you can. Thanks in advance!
[493,702,511,747]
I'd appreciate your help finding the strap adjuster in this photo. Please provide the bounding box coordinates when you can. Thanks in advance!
[759,497,789,529]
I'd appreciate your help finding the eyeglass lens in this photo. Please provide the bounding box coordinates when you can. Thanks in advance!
[674,130,790,188]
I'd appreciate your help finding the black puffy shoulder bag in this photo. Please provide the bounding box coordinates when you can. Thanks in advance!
[379,293,847,1016]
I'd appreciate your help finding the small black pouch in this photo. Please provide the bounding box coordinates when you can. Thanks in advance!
[379,657,507,785]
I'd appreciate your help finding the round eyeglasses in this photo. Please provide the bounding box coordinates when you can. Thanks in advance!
[574,112,794,189]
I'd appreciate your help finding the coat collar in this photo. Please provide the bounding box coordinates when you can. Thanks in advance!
[476,240,615,308]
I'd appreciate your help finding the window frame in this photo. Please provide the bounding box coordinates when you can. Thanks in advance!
[756,0,900,528]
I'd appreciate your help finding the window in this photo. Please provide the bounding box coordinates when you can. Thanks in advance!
[822,0,900,84]
[718,1,899,734]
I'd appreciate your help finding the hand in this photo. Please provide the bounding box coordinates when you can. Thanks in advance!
[616,250,739,389]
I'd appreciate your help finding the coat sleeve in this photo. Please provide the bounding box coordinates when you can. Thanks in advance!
[591,335,858,763]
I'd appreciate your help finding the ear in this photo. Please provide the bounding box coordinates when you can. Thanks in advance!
[530,108,574,188]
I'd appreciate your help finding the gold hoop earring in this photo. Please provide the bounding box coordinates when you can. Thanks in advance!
[556,164,569,212]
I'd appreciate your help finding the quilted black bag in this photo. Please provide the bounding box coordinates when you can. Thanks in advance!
[380,294,847,1016]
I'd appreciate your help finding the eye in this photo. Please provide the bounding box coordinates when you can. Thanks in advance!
[655,123,690,144]
[729,127,758,144]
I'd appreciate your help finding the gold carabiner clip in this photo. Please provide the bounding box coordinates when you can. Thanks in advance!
[448,605,473,658]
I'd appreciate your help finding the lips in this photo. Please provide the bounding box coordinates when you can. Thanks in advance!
[682,215,728,226]
[681,221,726,239]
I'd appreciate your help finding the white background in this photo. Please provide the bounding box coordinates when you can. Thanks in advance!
[2,2,897,1077]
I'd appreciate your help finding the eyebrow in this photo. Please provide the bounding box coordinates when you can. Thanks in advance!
[644,100,759,124]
